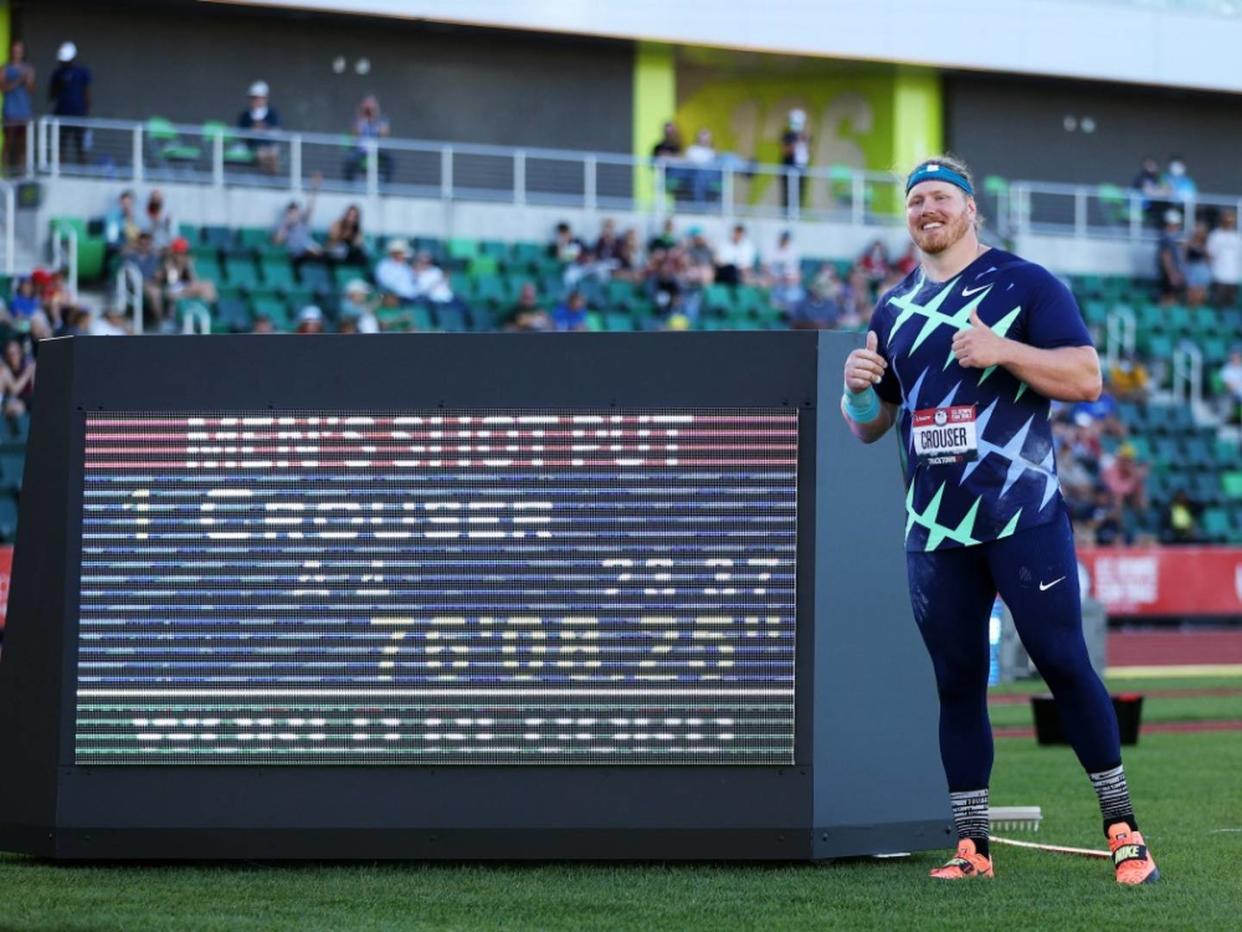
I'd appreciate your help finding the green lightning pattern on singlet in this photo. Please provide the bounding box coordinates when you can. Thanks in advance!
[886,274,1023,385]
[904,483,1025,551]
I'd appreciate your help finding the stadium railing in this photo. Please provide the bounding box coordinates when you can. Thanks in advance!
[19,116,1242,243]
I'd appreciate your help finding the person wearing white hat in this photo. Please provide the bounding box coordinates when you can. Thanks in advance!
[237,79,282,174]
[295,305,325,334]
[339,279,380,333]
[374,239,419,303]
[780,107,811,216]
[49,40,91,164]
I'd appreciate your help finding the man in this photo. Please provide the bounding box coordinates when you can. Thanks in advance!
[840,156,1158,885]
[48,41,91,165]
[2,40,35,176]
[374,239,418,303]
[1207,210,1242,308]
[714,224,756,286]
[1156,209,1186,306]
[780,108,811,215]
[237,80,281,173]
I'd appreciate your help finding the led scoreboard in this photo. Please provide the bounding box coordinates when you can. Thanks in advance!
[0,333,949,860]
[77,409,797,765]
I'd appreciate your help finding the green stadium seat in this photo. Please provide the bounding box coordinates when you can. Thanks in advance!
[468,255,499,278]
[261,256,296,291]
[298,262,333,293]
[604,311,636,332]
[584,312,604,332]
[203,226,234,250]
[703,284,736,316]
[250,297,290,330]
[433,305,469,332]
[202,121,255,165]
[214,297,251,333]
[224,256,260,290]
[446,238,479,262]
[147,117,201,162]
[1221,471,1242,499]
[333,265,369,290]
[1202,507,1231,542]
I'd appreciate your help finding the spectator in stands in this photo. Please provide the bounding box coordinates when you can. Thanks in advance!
[789,264,845,330]
[273,177,321,270]
[649,249,691,321]
[552,290,589,331]
[1087,487,1126,546]
[139,189,176,251]
[375,238,418,303]
[7,276,39,323]
[1156,209,1186,306]
[612,229,644,282]
[0,338,33,420]
[857,240,890,285]
[684,129,718,203]
[766,230,799,284]
[49,41,90,165]
[893,242,919,277]
[250,310,276,334]
[647,218,677,254]
[562,246,610,292]
[1107,352,1150,401]
[714,224,756,286]
[2,40,35,176]
[1208,209,1242,308]
[839,267,874,329]
[1102,443,1148,511]
[1218,349,1242,424]
[549,222,584,264]
[339,279,380,333]
[344,94,392,184]
[238,80,281,174]
[89,304,132,337]
[1130,156,1167,227]
[55,305,91,338]
[780,109,811,214]
[499,282,552,332]
[121,231,165,325]
[1163,156,1196,204]
[295,305,325,334]
[769,267,805,315]
[158,237,217,314]
[595,218,622,263]
[1185,220,1211,308]
[103,190,139,255]
[651,122,682,159]
[1163,489,1202,544]
[325,204,366,265]
[411,250,455,304]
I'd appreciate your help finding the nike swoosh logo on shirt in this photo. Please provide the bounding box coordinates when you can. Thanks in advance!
[961,284,991,297]
[1039,576,1066,592]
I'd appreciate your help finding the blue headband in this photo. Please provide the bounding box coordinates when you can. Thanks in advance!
[905,162,974,197]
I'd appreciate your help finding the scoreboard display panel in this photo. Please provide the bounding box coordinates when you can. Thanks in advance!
[76,408,798,765]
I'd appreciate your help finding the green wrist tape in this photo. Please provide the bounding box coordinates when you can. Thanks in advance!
[843,385,880,424]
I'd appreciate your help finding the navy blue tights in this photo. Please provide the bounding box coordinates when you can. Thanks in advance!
[906,511,1121,792]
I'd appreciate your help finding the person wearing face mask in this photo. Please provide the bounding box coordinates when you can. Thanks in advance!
[1163,156,1196,205]
[237,80,282,174]
[344,94,392,184]
[780,108,811,215]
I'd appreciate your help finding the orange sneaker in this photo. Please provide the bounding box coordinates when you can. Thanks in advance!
[929,839,994,879]
[1108,823,1159,885]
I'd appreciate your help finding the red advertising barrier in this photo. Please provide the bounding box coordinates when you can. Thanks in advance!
[1079,546,1242,617]
[0,545,10,631]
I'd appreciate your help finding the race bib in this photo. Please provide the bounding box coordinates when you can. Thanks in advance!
[912,405,978,466]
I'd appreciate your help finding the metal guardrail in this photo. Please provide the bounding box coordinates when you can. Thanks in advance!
[18,116,1242,243]
[0,181,14,275]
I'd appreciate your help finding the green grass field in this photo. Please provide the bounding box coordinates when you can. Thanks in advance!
[2,675,1240,931]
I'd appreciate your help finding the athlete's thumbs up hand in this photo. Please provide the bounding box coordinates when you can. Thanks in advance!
[952,308,1010,369]
[844,330,887,393]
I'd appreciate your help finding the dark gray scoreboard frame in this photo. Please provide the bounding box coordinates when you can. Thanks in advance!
[0,332,950,860]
